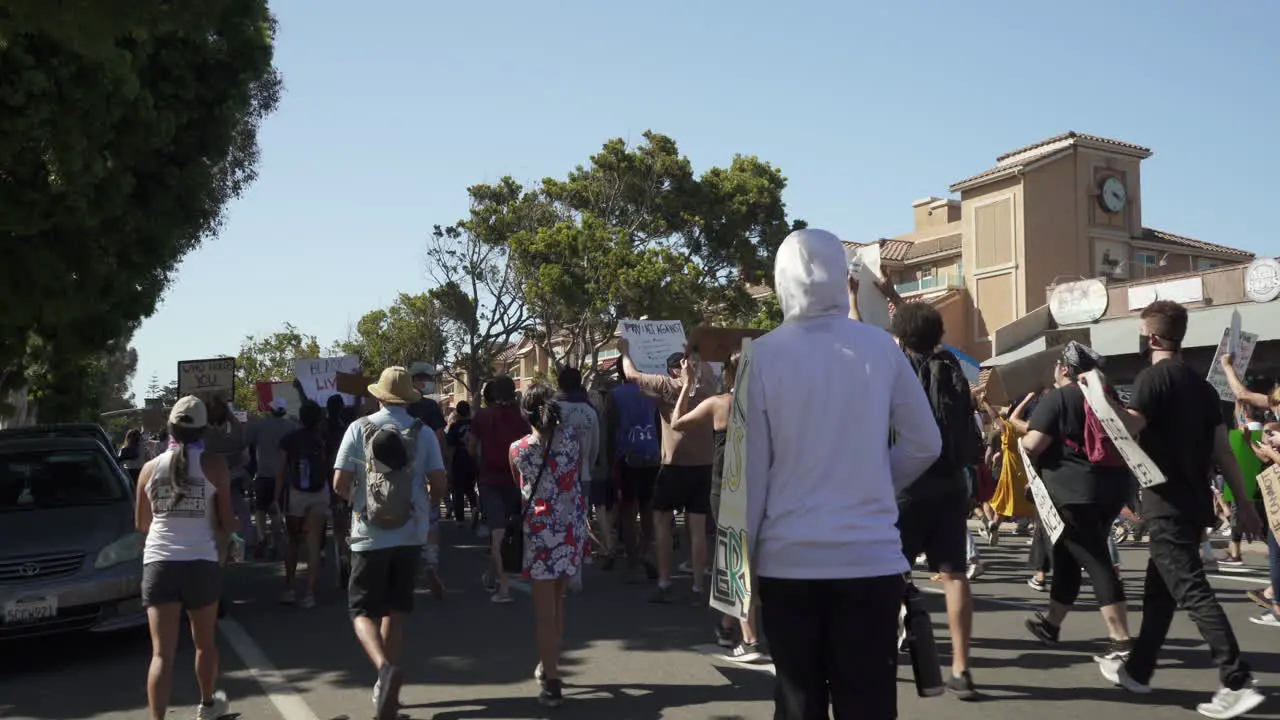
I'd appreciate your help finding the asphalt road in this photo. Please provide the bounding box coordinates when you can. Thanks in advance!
[2,523,1278,720]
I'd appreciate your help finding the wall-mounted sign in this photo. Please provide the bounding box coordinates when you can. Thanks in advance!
[1245,258,1280,303]
[1126,276,1204,311]
[1049,279,1109,325]
[1093,239,1130,280]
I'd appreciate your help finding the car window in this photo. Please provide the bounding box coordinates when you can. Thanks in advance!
[0,450,126,511]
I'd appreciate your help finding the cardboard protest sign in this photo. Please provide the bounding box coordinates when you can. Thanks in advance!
[688,326,767,364]
[1079,370,1166,489]
[618,320,687,376]
[711,338,754,621]
[982,348,1059,407]
[177,357,235,400]
[295,355,360,406]
[1019,444,1064,545]
[1256,464,1280,542]
[845,243,891,329]
[1206,322,1258,402]
[335,371,372,398]
[254,381,304,417]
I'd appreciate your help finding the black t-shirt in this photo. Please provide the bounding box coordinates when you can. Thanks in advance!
[1027,384,1131,507]
[445,417,475,477]
[279,428,328,492]
[407,398,447,432]
[1128,358,1222,525]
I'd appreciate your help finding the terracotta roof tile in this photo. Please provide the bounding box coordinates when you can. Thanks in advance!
[996,132,1151,163]
[1141,228,1253,259]
[905,233,961,261]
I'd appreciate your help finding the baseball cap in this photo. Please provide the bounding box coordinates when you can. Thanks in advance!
[169,396,208,429]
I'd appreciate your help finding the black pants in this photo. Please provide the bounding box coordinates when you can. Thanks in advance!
[450,470,478,523]
[1051,503,1126,608]
[1028,521,1053,574]
[1125,517,1251,690]
[758,574,905,720]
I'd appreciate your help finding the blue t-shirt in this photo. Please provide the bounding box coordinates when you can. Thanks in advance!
[334,405,444,552]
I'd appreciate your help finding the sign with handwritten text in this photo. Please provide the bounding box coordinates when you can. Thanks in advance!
[177,357,235,400]
[1256,464,1280,541]
[711,338,753,620]
[295,355,360,406]
[1207,325,1258,402]
[618,320,688,376]
[1079,370,1167,489]
[1019,444,1064,545]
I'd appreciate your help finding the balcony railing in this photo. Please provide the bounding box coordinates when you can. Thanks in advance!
[895,271,964,296]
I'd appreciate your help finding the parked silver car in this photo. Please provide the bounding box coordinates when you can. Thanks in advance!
[0,436,146,639]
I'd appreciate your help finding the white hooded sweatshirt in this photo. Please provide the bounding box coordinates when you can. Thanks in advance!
[745,228,942,580]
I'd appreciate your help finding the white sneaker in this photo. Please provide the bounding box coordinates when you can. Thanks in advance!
[299,594,316,610]
[1248,612,1280,627]
[966,561,984,580]
[1098,657,1152,694]
[1196,684,1265,719]
[194,690,229,720]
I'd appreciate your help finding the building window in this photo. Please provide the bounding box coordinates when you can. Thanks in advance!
[1195,258,1221,271]
[1133,251,1158,278]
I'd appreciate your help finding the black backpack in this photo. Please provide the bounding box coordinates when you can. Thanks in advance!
[286,431,329,493]
[912,350,983,474]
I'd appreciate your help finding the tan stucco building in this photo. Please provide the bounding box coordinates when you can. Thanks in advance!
[859,131,1253,361]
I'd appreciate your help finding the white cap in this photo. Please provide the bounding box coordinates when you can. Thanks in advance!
[270,396,288,413]
[169,396,208,429]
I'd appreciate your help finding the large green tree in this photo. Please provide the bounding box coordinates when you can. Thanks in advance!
[336,293,449,373]
[511,131,802,372]
[234,324,320,413]
[0,1,282,420]
[426,179,550,394]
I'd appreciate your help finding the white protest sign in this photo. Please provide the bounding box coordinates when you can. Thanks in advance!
[1018,444,1064,545]
[1079,370,1167,489]
[177,357,235,399]
[845,244,891,329]
[618,320,687,376]
[711,338,753,620]
[295,355,360,406]
[1206,325,1258,403]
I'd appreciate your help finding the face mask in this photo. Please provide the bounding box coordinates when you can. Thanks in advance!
[1138,334,1152,362]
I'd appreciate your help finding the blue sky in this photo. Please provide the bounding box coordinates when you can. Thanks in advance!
[130,0,1280,401]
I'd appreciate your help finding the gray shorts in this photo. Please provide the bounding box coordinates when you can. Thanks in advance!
[141,560,221,609]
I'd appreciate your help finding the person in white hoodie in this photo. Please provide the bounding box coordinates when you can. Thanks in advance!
[745,228,942,720]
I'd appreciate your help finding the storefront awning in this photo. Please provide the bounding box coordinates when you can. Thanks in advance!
[1075,301,1280,358]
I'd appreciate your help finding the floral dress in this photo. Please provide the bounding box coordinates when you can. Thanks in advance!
[509,426,587,581]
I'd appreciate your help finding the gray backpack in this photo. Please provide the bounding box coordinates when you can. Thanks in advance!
[357,417,423,530]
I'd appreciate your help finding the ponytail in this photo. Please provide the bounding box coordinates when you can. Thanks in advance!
[169,444,190,504]
[520,384,561,469]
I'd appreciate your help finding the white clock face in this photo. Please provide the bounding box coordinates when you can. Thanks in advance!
[1100,177,1127,213]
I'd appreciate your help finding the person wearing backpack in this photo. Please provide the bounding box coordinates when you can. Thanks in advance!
[1020,341,1134,662]
[274,400,330,609]
[332,367,448,720]
[890,301,984,700]
[609,367,662,583]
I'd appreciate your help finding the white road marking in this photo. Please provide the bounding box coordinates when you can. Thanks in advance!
[219,618,322,720]
[1207,573,1269,585]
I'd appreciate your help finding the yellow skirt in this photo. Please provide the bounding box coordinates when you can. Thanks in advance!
[990,427,1034,518]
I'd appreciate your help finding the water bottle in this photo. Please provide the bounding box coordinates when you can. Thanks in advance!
[228,533,246,564]
[903,581,945,697]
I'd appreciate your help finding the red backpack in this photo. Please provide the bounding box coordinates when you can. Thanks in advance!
[1064,386,1126,468]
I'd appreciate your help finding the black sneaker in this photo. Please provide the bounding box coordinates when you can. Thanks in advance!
[1093,638,1134,663]
[714,623,735,648]
[725,642,765,663]
[947,670,979,700]
[1025,612,1060,646]
[538,678,564,708]
[648,585,674,604]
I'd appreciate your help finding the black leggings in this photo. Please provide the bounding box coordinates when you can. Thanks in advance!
[1051,502,1126,608]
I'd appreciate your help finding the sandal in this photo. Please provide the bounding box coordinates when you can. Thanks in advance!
[1248,588,1275,610]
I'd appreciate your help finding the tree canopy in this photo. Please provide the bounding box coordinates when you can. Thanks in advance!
[335,293,449,373]
[510,131,801,370]
[0,1,282,421]
[233,324,320,413]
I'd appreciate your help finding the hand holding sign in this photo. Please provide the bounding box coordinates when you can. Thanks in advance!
[1078,369,1167,489]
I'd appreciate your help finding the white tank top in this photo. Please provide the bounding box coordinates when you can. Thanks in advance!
[143,448,219,563]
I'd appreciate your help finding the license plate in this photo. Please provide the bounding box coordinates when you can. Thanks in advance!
[3,596,58,624]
